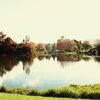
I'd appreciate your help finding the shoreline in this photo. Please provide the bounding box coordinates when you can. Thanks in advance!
[0,84,100,99]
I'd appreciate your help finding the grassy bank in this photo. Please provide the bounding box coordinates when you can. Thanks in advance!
[1,84,100,99]
[0,93,94,100]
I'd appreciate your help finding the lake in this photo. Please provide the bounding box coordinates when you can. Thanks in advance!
[0,54,100,89]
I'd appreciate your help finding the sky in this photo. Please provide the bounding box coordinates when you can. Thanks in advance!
[0,0,100,43]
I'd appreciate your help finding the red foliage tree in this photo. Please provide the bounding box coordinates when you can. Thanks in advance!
[57,39,67,52]
[4,37,16,47]
[23,42,36,52]
[57,39,78,52]
[36,43,45,51]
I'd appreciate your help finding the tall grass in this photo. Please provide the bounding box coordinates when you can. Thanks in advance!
[1,84,100,99]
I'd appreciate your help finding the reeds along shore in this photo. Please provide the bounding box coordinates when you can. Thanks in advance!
[0,32,100,55]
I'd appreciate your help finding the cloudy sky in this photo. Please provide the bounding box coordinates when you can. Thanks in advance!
[0,0,100,43]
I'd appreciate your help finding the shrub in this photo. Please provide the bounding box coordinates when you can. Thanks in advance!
[0,86,7,92]
[28,89,39,96]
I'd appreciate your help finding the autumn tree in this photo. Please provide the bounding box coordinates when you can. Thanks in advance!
[4,37,16,47]
[57,38,78,52]
[23,42,36,52]
[69,40,78,52]
[57,39,67,52]
[3,37,17,53]
[36,43,46,52]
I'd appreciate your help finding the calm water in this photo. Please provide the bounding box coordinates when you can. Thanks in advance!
[0,54,100,89]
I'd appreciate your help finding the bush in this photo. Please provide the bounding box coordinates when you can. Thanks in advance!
[1,84,100,99]
[28,89,39,96]
[42,89,57,97]
[0,86,7,92]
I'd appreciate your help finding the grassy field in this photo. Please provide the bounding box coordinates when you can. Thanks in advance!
[0,93,94,100]
[1,84,100,99]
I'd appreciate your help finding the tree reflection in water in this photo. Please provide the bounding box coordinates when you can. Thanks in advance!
[37,56,45,61]
[82,56,91,61]
[56,54,81,67]
[0,55,19,77]
[0,54,36,76]
[0,54,99,77]
[94,56,100,62]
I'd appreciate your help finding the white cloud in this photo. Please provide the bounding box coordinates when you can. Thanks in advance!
[23,78,40,88]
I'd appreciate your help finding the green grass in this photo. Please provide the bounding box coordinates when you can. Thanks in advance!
[1,84,100,99]
[0,93,93,100]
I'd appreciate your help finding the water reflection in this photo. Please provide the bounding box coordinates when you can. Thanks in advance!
[94,56,100,62]
[0,54,100,77]
[57,54,81,61]
[37,56,45,61]
[0,54,100,89]
[0,55,36,76]
[82,56,91,61]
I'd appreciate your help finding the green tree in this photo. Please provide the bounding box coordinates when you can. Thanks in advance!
[77,41,83,52]
[52,43,57,52]
[45,43,53,52]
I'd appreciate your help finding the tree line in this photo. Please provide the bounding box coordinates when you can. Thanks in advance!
[0,33,100,55]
